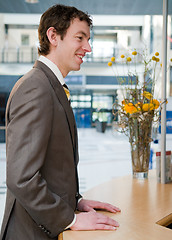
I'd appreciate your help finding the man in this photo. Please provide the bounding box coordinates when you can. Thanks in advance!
[0,4,120,240]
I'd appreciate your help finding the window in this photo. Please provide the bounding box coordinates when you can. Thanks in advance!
[170,17,172,49]
[127,36,131,46]
[92,95,114,123]
[170,67,172,96]
[71,95,91,108]
[0,93,7,126]
[92,29,117,60]
[21,34,29,46]
[150,16,153,54]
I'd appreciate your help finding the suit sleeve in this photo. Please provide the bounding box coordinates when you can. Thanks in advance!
[6,75,75,238]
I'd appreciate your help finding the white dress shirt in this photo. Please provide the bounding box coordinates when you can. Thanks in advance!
[38,55,65,85]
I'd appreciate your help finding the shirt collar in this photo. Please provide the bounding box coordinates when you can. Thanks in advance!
[38,55,65,85]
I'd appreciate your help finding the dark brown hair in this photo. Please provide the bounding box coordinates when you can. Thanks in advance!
[38,4,92,55]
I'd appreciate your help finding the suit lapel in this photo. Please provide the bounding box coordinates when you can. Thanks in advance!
[33,61,76,150]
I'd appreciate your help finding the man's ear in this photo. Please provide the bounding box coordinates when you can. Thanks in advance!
[46,27,59,47]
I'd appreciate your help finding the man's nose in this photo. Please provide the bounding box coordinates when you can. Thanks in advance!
[83,41,92,53]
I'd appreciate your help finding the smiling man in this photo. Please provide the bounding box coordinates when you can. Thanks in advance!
[0,4,120,240]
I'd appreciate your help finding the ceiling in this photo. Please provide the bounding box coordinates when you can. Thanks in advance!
[0,0,172,15]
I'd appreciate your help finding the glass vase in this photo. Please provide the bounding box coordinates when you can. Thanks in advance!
[129,116,152,179]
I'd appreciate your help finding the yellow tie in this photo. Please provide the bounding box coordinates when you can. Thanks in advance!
[63,84,70,100]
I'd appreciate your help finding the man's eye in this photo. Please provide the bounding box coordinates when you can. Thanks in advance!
[77,36,83,40]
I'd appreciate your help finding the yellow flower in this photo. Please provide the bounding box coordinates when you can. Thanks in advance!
[155,52,159,56]
[152,56,160,62]
[127,57,132,62]
[121,54,125,58]
[142,103,154,112]
[150,99,160,109]
[160,63,162,67]
[152,56,156,61]
[132,51,137,55]
[111,57,115,62]
[108,62,112,66]
[124,103,138,114]
[143,91,153,100]
[170,58,172,62]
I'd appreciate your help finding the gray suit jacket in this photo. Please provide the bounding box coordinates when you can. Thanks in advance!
[0,61,80,239]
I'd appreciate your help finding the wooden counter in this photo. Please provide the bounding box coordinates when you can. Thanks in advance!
[62,170,172,240]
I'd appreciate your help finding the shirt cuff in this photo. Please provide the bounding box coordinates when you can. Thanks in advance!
[78,197,83,203]
[65,214,76,229]
[64,197,83,230]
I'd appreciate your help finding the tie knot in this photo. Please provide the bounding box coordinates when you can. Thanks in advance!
[63,83,68,89]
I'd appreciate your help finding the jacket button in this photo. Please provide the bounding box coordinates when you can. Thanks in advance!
[76,193,79,198]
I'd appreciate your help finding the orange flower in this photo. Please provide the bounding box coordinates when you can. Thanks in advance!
[142,103,154,112]
[151,99,160,109]
[124,103,138,114]
[143,91,153,100]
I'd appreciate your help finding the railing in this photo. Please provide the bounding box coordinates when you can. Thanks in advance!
[0,47,38,63]
[0,47,143,64]
[0,126,5,143]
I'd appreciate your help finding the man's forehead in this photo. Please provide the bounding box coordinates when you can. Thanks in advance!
[69,19,90,37]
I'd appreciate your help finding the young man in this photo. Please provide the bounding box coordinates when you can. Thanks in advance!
[0,4,120,240]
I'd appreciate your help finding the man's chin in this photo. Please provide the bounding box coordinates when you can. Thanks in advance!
[72,65,81,72]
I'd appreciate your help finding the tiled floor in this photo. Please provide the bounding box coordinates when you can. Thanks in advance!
[0,143,6,229]
[78,128,132,192]
[0,128,172,227]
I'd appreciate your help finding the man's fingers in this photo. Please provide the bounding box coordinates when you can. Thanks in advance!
[70,211,120,231]
[96,213,119,227]
[104,204,121,213]
[95,202,121,213]
[96,224,117,230]
[77,199,121,214]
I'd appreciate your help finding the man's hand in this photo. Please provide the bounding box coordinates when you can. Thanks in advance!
[77,199,121,213]
[70,211,119,231]
[70,199,121,231]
